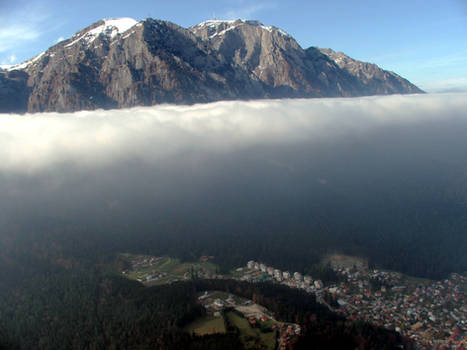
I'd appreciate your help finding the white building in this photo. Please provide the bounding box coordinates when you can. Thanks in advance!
[260,263,267,272]
[294,272,303,282]
[247,260,255,269]
[314,280,323,289]
[283,271,291,280]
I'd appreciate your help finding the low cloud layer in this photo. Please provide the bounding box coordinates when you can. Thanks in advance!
[1,93,467,274]
[1,93,466,173]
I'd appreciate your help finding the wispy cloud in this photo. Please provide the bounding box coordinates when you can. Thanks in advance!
[0,1,59,63]
[0,24,41,53]
[219,1,276,20]
[0,54,17,66]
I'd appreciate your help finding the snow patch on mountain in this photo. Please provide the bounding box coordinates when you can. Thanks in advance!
[209,25,239,38]
[6,52,45,71]
[194,19,291,38]
[65,17,138,48]
[197,19,236,28]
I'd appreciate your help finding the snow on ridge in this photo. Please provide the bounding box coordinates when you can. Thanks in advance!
[65,17,138,48]
[103,18,138,36]
[195,19,291,38]
[6,52,45,71]
[209,25,239,38]
[197,19,236,28]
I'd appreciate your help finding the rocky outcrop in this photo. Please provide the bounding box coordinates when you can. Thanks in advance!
[0,18,423,113]
[318,48,423,95]
[0,69,30,113]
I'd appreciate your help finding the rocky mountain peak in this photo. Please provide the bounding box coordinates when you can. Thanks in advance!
[0,17,423,113]
[190,19,292,40]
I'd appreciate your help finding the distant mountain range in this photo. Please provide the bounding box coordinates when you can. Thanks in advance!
[0,18,423,113]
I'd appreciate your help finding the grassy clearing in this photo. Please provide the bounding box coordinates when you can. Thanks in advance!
[322,253,368,269]
[208,291,232,301]
[259,330,276,349]
[157,257,180,271]
[227,311,256,337]
[226,311,276,350]
[185,315,226,336]
[183,306,277,349]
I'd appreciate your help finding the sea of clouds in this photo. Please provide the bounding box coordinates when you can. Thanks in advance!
[1,93,467,245]
[1,93,465,174]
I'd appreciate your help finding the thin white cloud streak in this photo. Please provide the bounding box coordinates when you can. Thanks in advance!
[0,93,466,174]
[0,1,57,63]
[0,25,41,53]
[220,2,275,20]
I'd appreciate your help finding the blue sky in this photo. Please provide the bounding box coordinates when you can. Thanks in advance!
[1,0,466,92]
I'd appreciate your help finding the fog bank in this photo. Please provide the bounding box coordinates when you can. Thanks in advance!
[1,93,467,276]
[1,93,466,173]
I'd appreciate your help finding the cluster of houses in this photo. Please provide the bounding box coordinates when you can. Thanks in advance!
[331,268,466,349]
[275,323,302,350]
[239,261,466,350]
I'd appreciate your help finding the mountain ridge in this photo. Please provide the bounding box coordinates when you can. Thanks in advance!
[0,17,423,113]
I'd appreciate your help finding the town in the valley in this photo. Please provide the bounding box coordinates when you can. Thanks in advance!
[241,260,466,350]
[121,254,466,350]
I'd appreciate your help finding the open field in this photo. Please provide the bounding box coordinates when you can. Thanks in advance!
[185,315,226,336]
[322,254,368,270]
[227,311,256,337]
[235,303,269,318]
[226,311,276,350]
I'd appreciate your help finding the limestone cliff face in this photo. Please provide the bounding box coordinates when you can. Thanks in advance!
[1,18,423,113]
[190,20,358,98]
[318,48,423,95]
[0,69,30,113]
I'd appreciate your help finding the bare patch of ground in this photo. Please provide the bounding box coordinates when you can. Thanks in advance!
[322,254,368,270]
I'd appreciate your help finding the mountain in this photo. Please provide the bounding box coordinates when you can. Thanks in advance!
[0,18,423,113]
